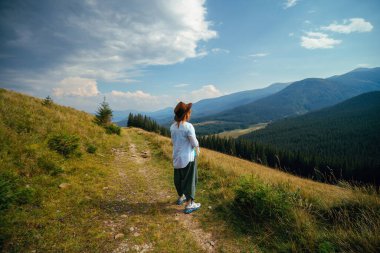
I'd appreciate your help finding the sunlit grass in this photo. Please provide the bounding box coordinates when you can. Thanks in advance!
[1,88,379,252]
[216,123,268,139]
[0,88,203,252]
[145,127,380,252]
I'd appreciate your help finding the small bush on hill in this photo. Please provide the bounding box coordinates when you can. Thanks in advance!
[318,241,336,253]
[0,172,17,211]
[105,124,121,135]
[86,144,97,154]
[37,157,64,175]
[234,176,296,224]
[47,133,81,158]
[15,186,37,205]
[0,172,38,211]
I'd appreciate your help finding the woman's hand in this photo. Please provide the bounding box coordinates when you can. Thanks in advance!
[196,147,200,157]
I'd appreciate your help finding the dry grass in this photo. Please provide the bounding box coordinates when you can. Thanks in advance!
[142,127,380,252]
[148,131,353,206]
[0,89,204,252]
[1,88,379,252]
[216,123,268,139]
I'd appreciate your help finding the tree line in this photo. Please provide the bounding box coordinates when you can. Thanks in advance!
[199,135,380,185]
[125,113,378,186]
[127,113,170,137]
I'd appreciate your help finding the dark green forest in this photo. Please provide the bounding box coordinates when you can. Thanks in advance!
[240,91,380,185]
[126,113,170,137]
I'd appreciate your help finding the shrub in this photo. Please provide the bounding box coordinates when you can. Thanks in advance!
[233,176,295,224]
[0,173,17,211]
[318,241,335,253]
[105,124,121,135]
[47,133,80,158]
[15,186,37,205]
[0,172,38,210]
[86,144,97,154]
[37,157,64,176]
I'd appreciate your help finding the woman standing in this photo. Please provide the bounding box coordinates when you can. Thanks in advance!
[170,102,201,214]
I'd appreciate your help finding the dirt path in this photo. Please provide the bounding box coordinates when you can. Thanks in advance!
[109,132,217,252]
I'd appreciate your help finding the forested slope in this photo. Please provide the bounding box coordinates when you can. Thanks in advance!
[241,91,380,184]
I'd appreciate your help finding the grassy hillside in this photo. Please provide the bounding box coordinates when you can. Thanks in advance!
[1,88,379,252]
[0,88,210,252]
[147,128,380,252]
[240,91,380,184]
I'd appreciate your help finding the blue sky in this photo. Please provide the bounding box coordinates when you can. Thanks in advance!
[1,0,379,112]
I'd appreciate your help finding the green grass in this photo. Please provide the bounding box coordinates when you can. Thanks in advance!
[146,127,380,252]
[1,88,379,252]
[0,89,202,252]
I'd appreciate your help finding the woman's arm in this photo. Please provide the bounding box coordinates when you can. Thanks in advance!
[187,124,200,156]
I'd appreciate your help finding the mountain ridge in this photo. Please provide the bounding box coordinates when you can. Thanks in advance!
[195,67,380,131]
[116,82,289,126]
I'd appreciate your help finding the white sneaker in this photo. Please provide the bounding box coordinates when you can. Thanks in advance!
[176,195,187,205]
[184,201,201,214]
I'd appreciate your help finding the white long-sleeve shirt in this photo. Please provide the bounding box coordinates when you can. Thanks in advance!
[170,121,199,169]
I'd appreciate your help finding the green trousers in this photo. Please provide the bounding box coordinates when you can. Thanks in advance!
[174,160,198,200]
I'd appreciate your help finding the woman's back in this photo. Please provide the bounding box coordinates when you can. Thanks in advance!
[170,122,197,169]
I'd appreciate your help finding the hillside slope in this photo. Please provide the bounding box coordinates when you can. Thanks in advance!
[240,91,380,184]
[198,67,380,129]
[0,89,208,252]
[1,88,379,252]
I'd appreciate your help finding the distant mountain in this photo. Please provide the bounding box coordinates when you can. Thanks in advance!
[191,82,289,119]
[116,82,289,126]
[198,67,380,127]
[240,91,380,184]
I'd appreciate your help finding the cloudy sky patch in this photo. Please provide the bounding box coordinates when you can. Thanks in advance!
[1,0,379,112]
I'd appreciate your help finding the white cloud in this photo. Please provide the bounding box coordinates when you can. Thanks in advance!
[299,18,373,50]
[321,18,373,34]
[106,89,169,110]
[211,48,230,54]
[1,0,217,95]
[288,32,295,37]
[174,83,191,88]
[301,32,341,49]
[284,0,298,9]
[249,53,268,58]
[185,84,223,102]
[53,77,99,97]
[356,63,370,68]
[60,0,217,81]
[110,90,155,99]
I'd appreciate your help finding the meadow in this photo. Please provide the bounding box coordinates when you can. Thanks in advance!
[1,88,379,252]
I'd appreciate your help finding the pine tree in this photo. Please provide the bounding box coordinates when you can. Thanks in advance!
[127,113,133,127]
[42,95,53,106]
[95,97,113,126]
